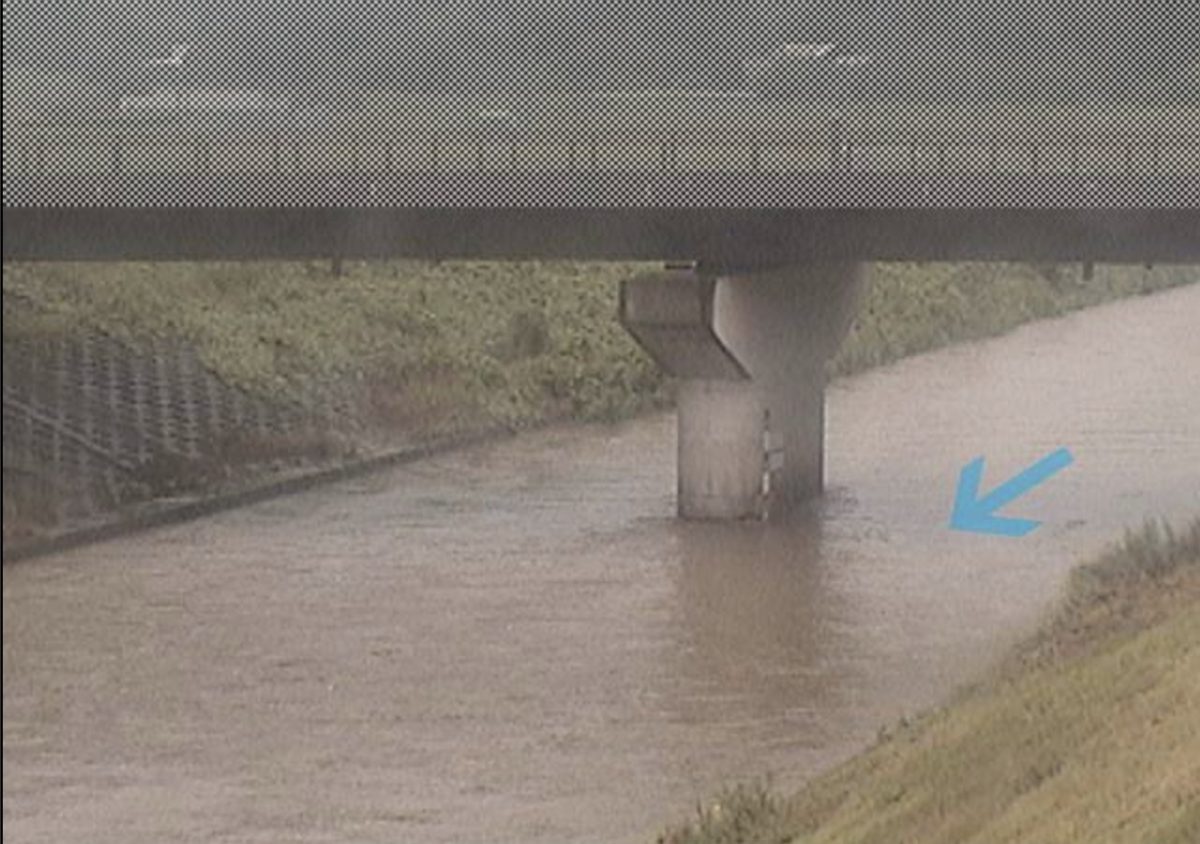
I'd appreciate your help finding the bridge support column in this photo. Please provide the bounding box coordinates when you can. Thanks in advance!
[620,263,864,519]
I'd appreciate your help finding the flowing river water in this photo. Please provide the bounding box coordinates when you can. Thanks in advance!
[4,284,1199,843]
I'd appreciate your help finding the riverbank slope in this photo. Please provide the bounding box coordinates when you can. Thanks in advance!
[659,518,1200,844]
[4,261,1197,551]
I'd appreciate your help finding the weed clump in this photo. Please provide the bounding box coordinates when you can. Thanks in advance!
[658,782,790,844]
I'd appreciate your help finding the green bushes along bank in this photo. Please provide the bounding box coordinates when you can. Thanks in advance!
[5,261,1196,442]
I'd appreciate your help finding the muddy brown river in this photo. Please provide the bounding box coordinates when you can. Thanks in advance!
[5,285,1199,843]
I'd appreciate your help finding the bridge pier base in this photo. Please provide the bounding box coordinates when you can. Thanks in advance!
[620,263,864,519]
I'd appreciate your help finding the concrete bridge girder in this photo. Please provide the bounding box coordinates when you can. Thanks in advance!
[620,263,864,519]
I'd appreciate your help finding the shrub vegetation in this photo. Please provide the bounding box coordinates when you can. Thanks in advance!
[4,261,1196,443]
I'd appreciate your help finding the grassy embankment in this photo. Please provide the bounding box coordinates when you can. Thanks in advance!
[659,518,1200,844]
[5,260,1193,542]
[3,261,661,441]
[4,261,1197,441]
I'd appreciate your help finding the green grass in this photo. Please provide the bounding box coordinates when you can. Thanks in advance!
[658,517,1200,844]
[831,262,1199,376]
[3,260,668,440]
[4,261,1197,448]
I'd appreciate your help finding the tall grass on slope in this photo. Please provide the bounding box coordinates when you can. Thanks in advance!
[1070,517,1200,601]
[2,260,667,436]
[831,263,1198,376]
[659,517,1200,844]
[1010,517,1200,672]
[4,261,1196,441]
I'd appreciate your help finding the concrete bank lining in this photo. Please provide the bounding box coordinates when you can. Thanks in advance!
[2,428,511,564]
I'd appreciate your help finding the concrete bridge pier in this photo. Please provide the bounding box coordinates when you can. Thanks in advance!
[620,263,864,519]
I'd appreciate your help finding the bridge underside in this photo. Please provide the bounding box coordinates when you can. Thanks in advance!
[5,206,1200,265]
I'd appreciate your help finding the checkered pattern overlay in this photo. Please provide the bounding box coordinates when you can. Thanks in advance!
[2,326,322,524]
[4,4,1198,208]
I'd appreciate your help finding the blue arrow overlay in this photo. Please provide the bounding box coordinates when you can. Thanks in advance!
[950,448,1074,537]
